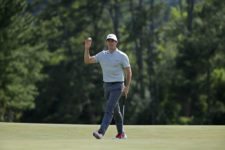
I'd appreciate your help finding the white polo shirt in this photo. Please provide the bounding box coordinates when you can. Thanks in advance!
[94,49,130,82]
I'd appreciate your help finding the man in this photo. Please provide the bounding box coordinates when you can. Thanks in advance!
[84,33,132,139]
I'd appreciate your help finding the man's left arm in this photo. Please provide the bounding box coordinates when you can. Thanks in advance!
[124,67,132,98]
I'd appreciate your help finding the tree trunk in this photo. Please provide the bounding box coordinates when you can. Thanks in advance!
[109,0,120,39]
[147,0,157,124]
[129,0,145,98]
[187,0,194,34]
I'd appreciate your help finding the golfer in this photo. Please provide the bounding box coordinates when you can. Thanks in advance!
[84,33,132,139]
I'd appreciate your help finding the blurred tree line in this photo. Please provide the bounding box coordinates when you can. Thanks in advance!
[0,0,224,124]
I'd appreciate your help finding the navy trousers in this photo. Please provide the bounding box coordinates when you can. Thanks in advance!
[99,82,124,135]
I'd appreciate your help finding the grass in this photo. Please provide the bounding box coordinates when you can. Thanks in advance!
[0,122,225,150]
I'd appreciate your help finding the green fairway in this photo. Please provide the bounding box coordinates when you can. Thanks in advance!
[0,123,225,150]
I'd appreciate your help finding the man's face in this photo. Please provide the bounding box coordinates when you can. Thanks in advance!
[106,39,117,50]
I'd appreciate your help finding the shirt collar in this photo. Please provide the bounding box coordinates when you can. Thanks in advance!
[107,48,118,54]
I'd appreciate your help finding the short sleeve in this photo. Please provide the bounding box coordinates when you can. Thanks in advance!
[94,51,102,63]
[122,54,130,68]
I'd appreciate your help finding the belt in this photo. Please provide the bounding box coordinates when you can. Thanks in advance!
[104,81,124,84]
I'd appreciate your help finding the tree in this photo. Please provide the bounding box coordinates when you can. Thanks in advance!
[0,0,50,121]
[23,0,114,123]
[174,0,225,124]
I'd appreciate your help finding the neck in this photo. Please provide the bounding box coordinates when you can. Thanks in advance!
[108,48,117,53]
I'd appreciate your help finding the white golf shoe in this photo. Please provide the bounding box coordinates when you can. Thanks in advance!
[93,131,103,139]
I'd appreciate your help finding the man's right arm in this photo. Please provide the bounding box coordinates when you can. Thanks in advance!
[84,49,96,64]
[84,38,96,64]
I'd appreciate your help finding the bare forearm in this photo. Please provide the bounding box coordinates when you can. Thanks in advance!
[84,49,90,64]
[84,37,96,64]
[125,68,132,88]
[123,67,132,98]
